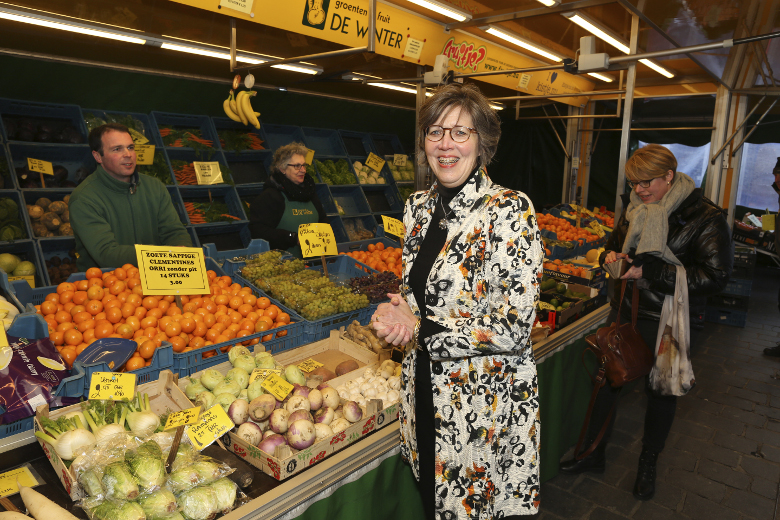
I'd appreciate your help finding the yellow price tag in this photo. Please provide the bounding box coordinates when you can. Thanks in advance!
[128,128,149,145]
[193,162,224,185]
[186,405,234,450]
[381,215,405,238]
[297,358,324,373]
[589,220,606,238]
[219,0,254,15]
[27,158,53,176]
[304,149,315,165]
[88,372,136,401]
[7,275,35,288]
[164,406,201,431]
[0,466,39,497]
[298,223,337,258]
[393,154,407,167]
[135,144,155,165]
[365,152,386,172]
[135,245,211,296]
[248,368,281,384]
[261,373,294,401]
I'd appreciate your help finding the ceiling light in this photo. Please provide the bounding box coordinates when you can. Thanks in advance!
[535,0,561,6]
[0,8,145,44]
[368,82,418,94]
[638,58,674,78]
[161,43,321,74]
[406,0,472,22]
[272,64,321,75]
[587,72,614,82]
[483,25,563,62]
[490,103,505,110]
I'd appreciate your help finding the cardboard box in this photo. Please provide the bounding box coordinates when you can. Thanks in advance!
[543,264,605,289]
[539,291,582,328]
[34,370,191,500]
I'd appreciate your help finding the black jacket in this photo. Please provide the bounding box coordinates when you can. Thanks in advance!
[600,189,733,328]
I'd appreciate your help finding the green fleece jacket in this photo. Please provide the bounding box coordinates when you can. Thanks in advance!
[70,166,192,271]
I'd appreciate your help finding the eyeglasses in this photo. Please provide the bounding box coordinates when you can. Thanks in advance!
[287,163,307,171]
[626,177,661,190]
[425,125,478,143]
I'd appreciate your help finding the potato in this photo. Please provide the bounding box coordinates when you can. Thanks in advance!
[335,360,359,376]
[309,367,337,382]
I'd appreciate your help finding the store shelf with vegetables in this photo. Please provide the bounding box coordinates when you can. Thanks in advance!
[8,143,95,189]
[83,109,161,146]
[338,130,375,157]
[0,189,31,242]
[351,156,391,186]
[188,221,253,253]
[341,214,377,242]
[312,156,359,185]
[325,215,349,243]
[35,236,79,286]
[0,98,88,145]
[166,185,188,226]
[373,211,404,228]
[384,154,415,184]
[302,127,347,156]
[178,184,247,225]
[21,190,72,239]
[221,149,271,186]
[370,132,406,156]
[150,111,220,151]
[0,239,47,289]
[0,144,13,188]
[212,116,268,153]
[136,147,175,185]
[330,185,372,216]
[362,184,403,216]
[262,123,305,151]
[164,147,233,186]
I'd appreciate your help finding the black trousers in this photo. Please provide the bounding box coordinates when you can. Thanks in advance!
[583,310,699,454]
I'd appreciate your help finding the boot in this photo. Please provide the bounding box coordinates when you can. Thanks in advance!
[559,440,606,474]
[633,446,660,500]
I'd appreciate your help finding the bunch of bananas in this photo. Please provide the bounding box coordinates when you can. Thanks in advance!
[223,89,260,129]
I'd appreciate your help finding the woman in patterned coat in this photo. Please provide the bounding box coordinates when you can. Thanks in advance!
[372,83,544,519]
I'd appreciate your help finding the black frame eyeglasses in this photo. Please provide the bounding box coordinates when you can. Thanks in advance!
[626,178,659,190]
[287,163,307,171]
[425,125,478,143]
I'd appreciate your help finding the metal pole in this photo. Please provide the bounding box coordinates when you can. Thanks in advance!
[490,89,625,102]
[414,66,427,192]
[609,41,732,64]
[367,0,376,53]
[709,96,766,164]
[581,127,716,132]
[229,19,236,73]
[365,64,564,84]
[730,98,779,156]
[233,46,367,73]
[542,106,570,159]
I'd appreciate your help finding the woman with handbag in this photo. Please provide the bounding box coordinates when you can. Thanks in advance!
[559,144,732,500]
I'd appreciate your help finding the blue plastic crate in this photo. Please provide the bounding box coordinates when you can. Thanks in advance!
[211,116,268,153]
[382,154,415,185]
[373,212,404,230]
[330,186,371,216]
[0,144,13,188]
[262,124,305,152]
[306,254,377,283]
[0,269,24,311]
[0,189,33,241]
[704,306,747,328]
[166,186,188,226]
[312,156,359,185]
[202,237,269,264]
[136,147,175,185]
[341,215,378,243]
[0,98,88,145]
[362,184,403,213]
[336,236,400,255]
[36,236,77,286]
[222,150,271,185]
[151,112,220,151]
[164,148,232,186]
[339,130,374,156]
[722,278,751,297]
[302,127,347,156]
[370,133,405,156]
[1,239,47,290]
[351,155,392,185]
[74,342,174,397]
[189,222,252,256]
[20,189,72,238]
[326,215,349,243]
[8,143,95,189]
[315,184,337,214]
[178,184,247,224]
[83,109,161,146]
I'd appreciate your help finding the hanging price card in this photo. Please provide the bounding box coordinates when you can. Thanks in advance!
[393,154,407,167]
[193,162,224,185]
[135,144,155,165]
[297,358,324,373]
[135,245,210,296]
[27,158,53,176]
[382,215,405,238]
[7,275,35,288]
[588,220,606,238]
[304,149,315,165]
[219,0,254,15]
[0,465,39,497]
[128,128,149,144]
[88,372,136,401]
[248,368,281,384]
[186,405,234,450]
[365,152,386,172]
[298,223,337,258]
[261,373,294,401]
[164,406,201,431]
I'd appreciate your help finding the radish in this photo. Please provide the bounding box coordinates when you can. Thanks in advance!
[20,484,80,520]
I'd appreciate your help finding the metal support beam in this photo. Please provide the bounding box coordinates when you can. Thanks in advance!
[366,64,563,84]
[582,127,716,132]
[445,0,614,31]
[490,90,625,102]
[229,19,236,73]
[709,96,766,165]
[730,98,780,156]
[542,106,570,159]
[414,65,427,193]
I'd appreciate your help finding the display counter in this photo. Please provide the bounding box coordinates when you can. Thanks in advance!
[0,304,609,520]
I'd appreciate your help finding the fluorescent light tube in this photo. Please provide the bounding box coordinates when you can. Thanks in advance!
[638,58,675,78]
[406,0,471,22]
[272,64,321,75]
[0,9,145,44]
[535,0,561,6]
[160,43,263,64]
[490,103,505,110]
[368,83,418,94]
[484,26,563,62]
[587,72,614,82]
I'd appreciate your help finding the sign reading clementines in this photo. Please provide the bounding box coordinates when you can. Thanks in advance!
[135,245,210,295]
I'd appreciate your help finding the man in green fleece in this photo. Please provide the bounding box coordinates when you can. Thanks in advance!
[70,123,192,271]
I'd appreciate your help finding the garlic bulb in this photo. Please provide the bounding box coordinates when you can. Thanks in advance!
[364,387,377,398]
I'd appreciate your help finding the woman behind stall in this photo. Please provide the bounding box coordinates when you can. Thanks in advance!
[248,142,328,257]
[559,144,732,500]
[371,82,544,519]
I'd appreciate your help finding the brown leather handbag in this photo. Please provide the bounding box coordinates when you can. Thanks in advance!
[573,280,654,460]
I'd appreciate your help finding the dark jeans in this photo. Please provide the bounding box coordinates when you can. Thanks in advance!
[584,310,699,454]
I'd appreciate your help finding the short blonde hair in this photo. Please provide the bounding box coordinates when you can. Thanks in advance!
[272,142,308,173]
[625,144,677,182]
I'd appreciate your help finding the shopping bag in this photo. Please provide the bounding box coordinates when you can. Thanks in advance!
[762,209,775,231]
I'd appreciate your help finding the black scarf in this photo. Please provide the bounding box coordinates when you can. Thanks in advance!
[269,169,317,202]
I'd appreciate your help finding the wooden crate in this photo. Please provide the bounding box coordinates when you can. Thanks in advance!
[34,370,190,500]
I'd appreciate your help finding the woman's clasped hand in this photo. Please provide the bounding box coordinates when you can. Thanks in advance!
[371,293,416,346]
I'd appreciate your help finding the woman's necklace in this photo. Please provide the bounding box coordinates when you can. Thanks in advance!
[438,196,454,230]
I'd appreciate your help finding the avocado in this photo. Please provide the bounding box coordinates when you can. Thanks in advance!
[556,306,564,312]
[562,302,571,309]
[550,298,559,308]
[556,283,567,294]
[541,279,557,291]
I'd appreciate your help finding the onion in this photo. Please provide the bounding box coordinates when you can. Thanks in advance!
[308,389,323,411]
[313,407,334,425]
[330,418,350,434]
[237,422,263,446]
[248,395,276,421]
[258,433,288,455]
[321,387,340,409]
[228,399,249,425]
[285,396,310,414]
[285,420,316,450]
[343,401,363,423]
[269,409,290,434]
[288,410,313,424]
[314,423,334,442]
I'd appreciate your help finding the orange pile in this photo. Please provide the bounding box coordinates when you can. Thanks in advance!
[341,242,402,277]
[537,213,601,248]
[35,265,292,371]
[543,258,589,278]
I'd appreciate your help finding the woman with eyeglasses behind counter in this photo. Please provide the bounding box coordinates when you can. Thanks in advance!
[248,141,328,257]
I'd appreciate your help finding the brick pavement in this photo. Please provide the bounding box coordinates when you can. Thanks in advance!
[537,264,780,520]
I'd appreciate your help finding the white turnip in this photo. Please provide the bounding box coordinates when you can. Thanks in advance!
[258,433,287,455]
[292,385,310,399]
[249,395,276,421]
[269,408,290,434]
[308,389,323,411]
[288,410,313,424]
[314,423,334,442]
[343,401,363,423]
[228,399,249,425]
[314,407,334,425]
[237,422,263,446]
[330,418,350,434]
[286,420,315,450]
[285,395,310,414]
[321,387,340,409]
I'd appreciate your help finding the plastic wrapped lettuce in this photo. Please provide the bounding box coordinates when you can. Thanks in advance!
[125,440,166,492]
[138,489,179,519]
[178,485,218,520]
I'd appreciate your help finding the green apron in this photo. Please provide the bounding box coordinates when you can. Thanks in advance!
[277,193,318,258]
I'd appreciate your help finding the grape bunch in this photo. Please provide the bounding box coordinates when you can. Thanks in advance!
[348,272,401,303]
[240,250,287,280]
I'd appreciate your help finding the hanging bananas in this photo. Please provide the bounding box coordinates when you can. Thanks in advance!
[241,91,261,129]
[222,89,261,129]
[223,90,242,123]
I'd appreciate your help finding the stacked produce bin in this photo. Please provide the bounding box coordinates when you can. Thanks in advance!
[705,245,756,328]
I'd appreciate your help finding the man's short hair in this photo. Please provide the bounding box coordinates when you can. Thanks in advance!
[89,123,132,155]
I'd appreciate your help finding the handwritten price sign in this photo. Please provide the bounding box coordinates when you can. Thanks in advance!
[381,215,405,238]
[393,154,407,167]
[27,158,53,176]
[187,405,234,450]
[193,162,224,185]
[365,152,386,172]
[164,406,201,431]
[135,144,155,165]
[297,358,324,373]
[89,372,136,401]
[261,373,294,401]
[298,223,337,258]
[248,368,281,384]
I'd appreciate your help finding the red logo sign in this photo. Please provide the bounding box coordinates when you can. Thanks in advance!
[309,451,326,466]
[362,416,376,435]
[234,445,247,458]
[330,431,346,445]
[442,38,487,71]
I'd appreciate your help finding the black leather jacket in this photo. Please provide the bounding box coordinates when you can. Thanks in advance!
[600,189,733,328]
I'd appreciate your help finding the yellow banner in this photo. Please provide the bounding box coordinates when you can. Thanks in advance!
[169,0,592,106]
